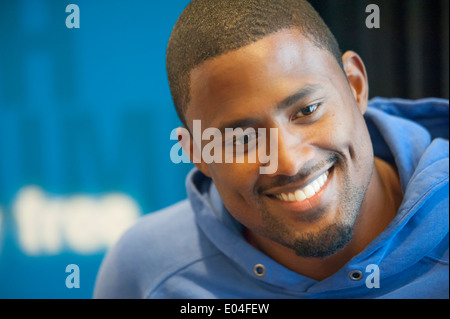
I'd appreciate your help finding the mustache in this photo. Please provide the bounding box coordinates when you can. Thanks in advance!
[258,153,340,194]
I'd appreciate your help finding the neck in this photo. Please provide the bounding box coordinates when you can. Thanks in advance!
[250,157,402,281]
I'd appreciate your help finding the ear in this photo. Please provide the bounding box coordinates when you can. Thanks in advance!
[176,126,212,177]
[342,51,369,114]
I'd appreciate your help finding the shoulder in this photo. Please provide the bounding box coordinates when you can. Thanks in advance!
[120,199,195,245]
[368,97,449,141]
[94,199,218,298]
[368,96,449,112]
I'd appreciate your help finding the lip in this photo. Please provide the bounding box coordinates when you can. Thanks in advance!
[263,164,334,196]
[265,166,335,213]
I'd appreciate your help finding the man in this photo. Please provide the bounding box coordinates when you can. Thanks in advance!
[95,0,448,298]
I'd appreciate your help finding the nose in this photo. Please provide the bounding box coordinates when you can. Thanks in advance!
[265,128,316,177]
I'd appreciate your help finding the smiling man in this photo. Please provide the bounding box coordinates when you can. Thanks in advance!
[95,0,449,299]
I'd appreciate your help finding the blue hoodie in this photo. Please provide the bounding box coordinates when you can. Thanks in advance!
[94,97,449,299]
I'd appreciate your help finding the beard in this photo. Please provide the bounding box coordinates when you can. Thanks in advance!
[260,184,366,258]
[288,218,355,258]
[257,156,370,259]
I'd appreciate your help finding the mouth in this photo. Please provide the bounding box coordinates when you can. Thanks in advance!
[264,164,335,209]
[273,170,330,202]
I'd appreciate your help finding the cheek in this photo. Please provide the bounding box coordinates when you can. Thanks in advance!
[313,102,373,187]
[207,162,263,222]
[208,162,260,198]
[346,104,373,159]
[326,99,369,151]
[352,118,374,181]
[309,110,354,155]
[332,105,374,185]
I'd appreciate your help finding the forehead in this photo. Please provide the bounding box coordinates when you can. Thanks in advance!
[186,29,342,126]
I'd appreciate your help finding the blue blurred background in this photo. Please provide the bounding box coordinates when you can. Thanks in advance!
[0,0,448,298]
[0,0,192,298]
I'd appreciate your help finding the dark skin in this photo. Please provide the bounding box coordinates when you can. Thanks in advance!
[178,29,402,280]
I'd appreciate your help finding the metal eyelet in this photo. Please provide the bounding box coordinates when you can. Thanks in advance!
[253,264,266,277]
[349,270,363,281]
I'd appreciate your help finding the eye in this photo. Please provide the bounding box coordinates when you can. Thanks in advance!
[235,131,257,146]
[299,103,319,116]
[291,103,320,121]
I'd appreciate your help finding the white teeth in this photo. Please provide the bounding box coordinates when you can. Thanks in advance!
[294,189,306,201]
[311,180,321,192]
[274,170,330,203]
[317,175,325,187]
[303,185,315,198]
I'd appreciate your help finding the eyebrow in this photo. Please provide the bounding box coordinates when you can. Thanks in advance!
[276,84,324,111]
[217,83,324,133]
[217,118,260,134]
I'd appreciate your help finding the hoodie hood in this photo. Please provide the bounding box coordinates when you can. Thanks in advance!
[186,97,449,297]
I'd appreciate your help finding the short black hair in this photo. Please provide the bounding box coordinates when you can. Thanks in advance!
[166,0,343,127]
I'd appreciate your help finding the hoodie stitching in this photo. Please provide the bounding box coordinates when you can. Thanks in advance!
[390,170,448,231]
[144,251,223,299]
[422,255,449,265]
